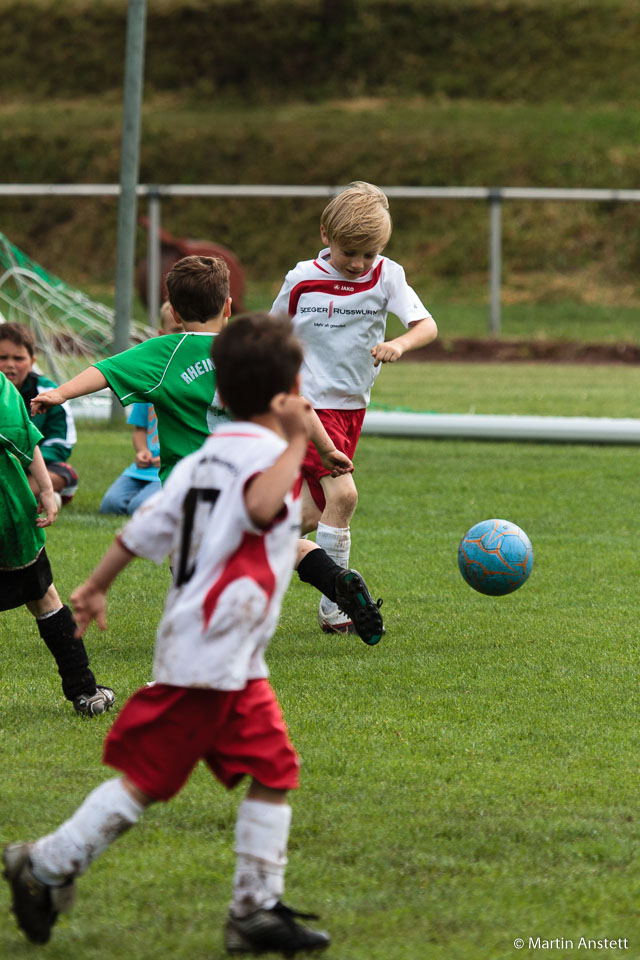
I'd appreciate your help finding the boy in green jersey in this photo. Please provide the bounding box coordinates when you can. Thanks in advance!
[33,255,355,485]
[0,372,114,716]
[32,256,232,484]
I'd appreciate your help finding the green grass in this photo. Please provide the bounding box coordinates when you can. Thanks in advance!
[2,364,640,958]
[370,360,640,418]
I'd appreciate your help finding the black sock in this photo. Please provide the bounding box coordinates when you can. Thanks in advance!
[296,547,342,601]
[36,605,97,701]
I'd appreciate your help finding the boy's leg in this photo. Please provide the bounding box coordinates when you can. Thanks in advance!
[127,479,162,514]
[47,462,79,507]
[225,780,330,956]
[316,472,358,632]
[26,584,115,716]
[2,777,148,945]
[301,407,366,635]
[296,541,384,646]
[30,462,79,507]
[231,783,291,917]
[98,473,140,515]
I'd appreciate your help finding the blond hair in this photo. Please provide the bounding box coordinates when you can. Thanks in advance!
[321,181,392,250]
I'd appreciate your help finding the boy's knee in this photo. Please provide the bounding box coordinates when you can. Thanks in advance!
[325,479,358,514]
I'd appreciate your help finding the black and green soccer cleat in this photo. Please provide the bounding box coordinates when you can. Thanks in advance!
[334,568,384,646]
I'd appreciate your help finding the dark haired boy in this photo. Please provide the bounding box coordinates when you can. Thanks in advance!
[32,256,233,483]
[3,314,333,955]
[0,322,78,506]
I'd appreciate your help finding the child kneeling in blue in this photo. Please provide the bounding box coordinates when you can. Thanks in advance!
[99,402,161,515]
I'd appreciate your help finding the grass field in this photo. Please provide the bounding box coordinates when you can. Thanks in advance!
[2,361,640,959]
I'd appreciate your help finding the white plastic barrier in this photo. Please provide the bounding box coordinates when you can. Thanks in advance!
[70,390,112,420]
[72,398,640,443]
[362,410,640,444]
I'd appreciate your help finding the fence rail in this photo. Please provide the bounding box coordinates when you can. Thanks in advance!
[3,183,640,333]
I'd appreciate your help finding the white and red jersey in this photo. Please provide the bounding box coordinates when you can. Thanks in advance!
[272,247,432,409]
[119,422,301,690]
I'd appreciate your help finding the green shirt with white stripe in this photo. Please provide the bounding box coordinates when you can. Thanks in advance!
[95,332,228,483]
[0,371,46,569]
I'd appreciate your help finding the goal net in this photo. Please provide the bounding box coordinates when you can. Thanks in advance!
[0,233,154,417]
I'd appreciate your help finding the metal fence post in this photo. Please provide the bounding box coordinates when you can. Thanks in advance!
[147,189,161,327]
[488,189,502,336]
[111,0,146,421]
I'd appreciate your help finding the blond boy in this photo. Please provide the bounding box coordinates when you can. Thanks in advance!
[272,181,437,633]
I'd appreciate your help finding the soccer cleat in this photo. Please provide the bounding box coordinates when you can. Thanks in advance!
[225,900,330,957]
[318,604,356,636]
[2,843,75,945]
[333,568,385,646]
[73,684,115,717]
[59,463,79,506]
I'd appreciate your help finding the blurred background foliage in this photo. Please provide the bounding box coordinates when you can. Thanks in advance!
[1,0,640,318]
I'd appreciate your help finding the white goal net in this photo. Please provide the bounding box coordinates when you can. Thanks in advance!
[0,233,154,417]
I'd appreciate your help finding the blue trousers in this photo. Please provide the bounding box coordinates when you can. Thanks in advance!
[99,474,161,516]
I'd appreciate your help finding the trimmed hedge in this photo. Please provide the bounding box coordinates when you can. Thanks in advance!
[3,0,640,102]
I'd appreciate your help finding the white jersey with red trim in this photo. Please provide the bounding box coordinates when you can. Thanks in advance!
[119,422,301,690]
[272,247,432,409]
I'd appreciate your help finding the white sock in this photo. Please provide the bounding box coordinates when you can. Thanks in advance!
[30,778,145,885]
[230,799,291,918]
[35,605,63,621]
[316,522,350,616]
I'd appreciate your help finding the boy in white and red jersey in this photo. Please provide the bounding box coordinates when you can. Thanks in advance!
[3,314,331,956]
[272,181,438,634]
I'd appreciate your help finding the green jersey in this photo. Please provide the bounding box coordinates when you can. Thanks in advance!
[95,332,227,483]
[0,371,46,569]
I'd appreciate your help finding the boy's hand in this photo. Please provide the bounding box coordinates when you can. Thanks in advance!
[135,449,155,469]
[30,388,65,414]
[35,488,58,527]
[70,579,108,637]
[320,448,353,477]
[270,393,314,441]
[371,340,404,367]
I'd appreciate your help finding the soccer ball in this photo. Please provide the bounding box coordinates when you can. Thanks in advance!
[458,518,533,596]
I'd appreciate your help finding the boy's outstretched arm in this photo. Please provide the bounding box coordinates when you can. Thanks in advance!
[70,538,135,637]
[245,394,315,528]
[371,315,438,367]
[30,366,108,415]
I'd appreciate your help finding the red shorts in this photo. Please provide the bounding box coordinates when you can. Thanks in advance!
[103,679,300,801]
[303,408,366,512]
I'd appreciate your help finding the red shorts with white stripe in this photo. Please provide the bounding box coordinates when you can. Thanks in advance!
[302,407,366,512]
[102,678,300,801]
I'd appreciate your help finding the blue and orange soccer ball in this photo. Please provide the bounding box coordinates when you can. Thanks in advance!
[458,518,533,596]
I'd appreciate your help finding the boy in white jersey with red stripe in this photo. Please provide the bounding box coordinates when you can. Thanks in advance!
[3,315,331,956]
[272,181,438,633]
